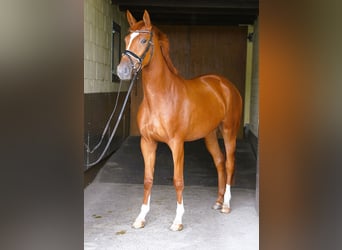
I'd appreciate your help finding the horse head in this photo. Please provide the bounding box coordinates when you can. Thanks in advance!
[117,10,154,80]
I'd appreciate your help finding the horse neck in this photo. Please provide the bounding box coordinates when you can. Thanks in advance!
[141,44,179,95]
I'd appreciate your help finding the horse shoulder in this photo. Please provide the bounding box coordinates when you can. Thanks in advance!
[137,100,168,140]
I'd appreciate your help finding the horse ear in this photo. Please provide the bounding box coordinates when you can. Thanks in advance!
[126,10,136,27]
[143,10,152,29]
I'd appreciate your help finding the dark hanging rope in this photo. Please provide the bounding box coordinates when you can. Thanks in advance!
[84,71,139,167]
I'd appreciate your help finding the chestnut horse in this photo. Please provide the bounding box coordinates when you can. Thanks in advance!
[117,10,242,231]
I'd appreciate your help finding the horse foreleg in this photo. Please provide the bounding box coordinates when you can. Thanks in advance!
[169,140,185,231]
[132,137,157,229]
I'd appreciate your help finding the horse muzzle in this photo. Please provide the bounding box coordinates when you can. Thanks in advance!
[117,62,133,80]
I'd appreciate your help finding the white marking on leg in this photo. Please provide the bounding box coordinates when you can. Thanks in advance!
[137,195,151,220]
[224,184,231,207]
[221,184,231,213]
[170,199,184,231]
[174,199,184,224]
[223,184,232,207]
[133,195,150,228]
[127,32,139,50]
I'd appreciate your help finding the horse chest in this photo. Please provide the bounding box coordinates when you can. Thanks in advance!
[138,104,182,140]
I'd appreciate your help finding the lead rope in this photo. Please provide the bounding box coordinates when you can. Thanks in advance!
[84,79,124,154]
[84,71,139,167]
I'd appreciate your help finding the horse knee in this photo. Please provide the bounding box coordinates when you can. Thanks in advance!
[173,179,184,191]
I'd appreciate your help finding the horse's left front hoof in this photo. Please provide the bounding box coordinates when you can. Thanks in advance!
[212,202,223,210]
[221,204,231,214]
[170,223,183,231]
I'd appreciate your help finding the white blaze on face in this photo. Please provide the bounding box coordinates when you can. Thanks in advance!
[127,32,139,50]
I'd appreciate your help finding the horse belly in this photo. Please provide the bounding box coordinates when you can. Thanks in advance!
[184,102,224,141]
[183,75,240,141]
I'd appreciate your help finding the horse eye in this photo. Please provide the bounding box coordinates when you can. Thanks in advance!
[140,38,147,44]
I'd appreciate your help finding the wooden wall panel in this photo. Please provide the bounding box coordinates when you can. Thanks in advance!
[161,26,191,77]
[84,92,130,170]
[130,25,247,137]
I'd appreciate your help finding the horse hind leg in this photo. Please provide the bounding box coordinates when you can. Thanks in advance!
[204,130,226,210]
[220,124,239,214]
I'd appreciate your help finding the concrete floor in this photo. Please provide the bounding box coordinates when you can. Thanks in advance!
[84,136,259,250]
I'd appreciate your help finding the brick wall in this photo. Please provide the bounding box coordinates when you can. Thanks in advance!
[84,0,129,93]
[84,1,130,170]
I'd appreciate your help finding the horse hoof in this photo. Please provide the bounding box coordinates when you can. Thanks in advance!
[132,219,145,229]
[170,223,183,231]
[212,202,223,210]
[221,205,231,214]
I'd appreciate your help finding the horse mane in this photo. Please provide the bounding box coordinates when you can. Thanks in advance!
[129,22,179,75]
[153,26,179,75]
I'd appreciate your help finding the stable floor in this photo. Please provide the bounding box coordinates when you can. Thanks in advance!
[84,136,258,250]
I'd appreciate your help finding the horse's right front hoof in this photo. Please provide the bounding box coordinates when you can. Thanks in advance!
[132,219,145,229]
[170,223,183,231]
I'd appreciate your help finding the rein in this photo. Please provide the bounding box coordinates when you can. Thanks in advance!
[84,71,140,167]
[84,30,153,167]
[122,30,154,72]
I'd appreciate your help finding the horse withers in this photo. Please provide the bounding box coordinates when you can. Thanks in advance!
[117,10,242,231]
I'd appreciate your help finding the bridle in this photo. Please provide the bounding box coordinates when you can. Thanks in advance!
[122,30,154,73]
